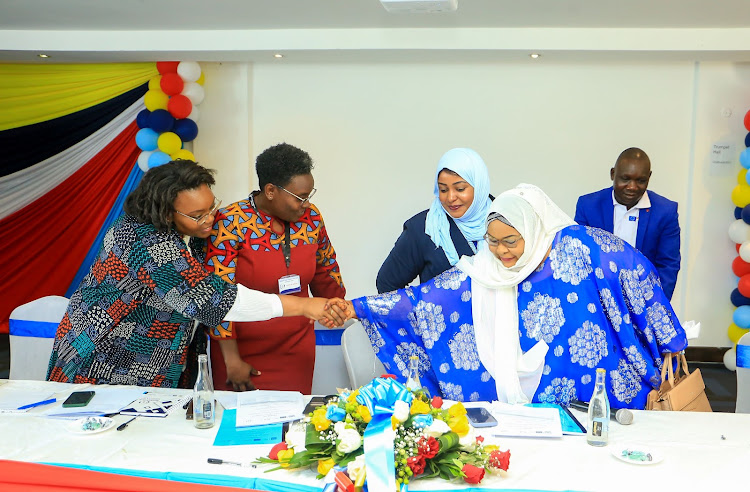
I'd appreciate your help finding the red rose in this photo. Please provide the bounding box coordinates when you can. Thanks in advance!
[268,442,288,460]
[475,435,484,444]
[407,455,426,476]
[431,396,443,408]
[462,464,485,484]
[417,436,440,459]
[489,449,511,471]
[380,374,397,379]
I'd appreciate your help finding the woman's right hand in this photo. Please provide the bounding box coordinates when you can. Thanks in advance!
[320,298,355,328]
[224,358,260,391]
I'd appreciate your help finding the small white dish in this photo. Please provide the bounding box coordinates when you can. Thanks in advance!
[67,416,115,435]
[611,444,664,465]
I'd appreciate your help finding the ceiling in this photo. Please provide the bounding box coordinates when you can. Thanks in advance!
[1,0,750,63]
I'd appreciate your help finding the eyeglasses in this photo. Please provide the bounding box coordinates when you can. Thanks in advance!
[483,233,523,248]
[277,185,316,206]
[175,198,222,226]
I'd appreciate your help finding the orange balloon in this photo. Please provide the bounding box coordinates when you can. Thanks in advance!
[733,256,750,277]
[739,274,750,297]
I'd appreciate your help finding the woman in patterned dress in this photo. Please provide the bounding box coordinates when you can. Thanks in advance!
[47,160,342,388]
[334,184,687,409]
[204,143,345,393]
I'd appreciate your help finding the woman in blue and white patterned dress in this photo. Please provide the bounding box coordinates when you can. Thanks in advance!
[338,184,687,409]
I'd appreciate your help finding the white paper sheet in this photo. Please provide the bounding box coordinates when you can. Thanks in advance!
[43,387,146,418]
[488,402,563,438]
[235,390,305,427]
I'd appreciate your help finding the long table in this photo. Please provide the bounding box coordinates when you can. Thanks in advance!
[1,380,747,491]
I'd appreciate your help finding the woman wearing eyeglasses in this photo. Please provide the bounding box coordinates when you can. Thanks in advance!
[204,143,345,393]
[376,148,493,293]
[47,160,343,389]
[331,184,687,409]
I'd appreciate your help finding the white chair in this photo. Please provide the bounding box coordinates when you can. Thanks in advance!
[736,332,750,413]
[8,295,69,380]
[341,321,385,389]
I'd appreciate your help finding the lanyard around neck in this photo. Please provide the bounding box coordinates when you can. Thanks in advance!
[282,221,291,269]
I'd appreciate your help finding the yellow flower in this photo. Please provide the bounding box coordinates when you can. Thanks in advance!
[448,401,467,418]
[448,414,470,436]
[311,410,331,431]
[358,405,372,423]
[391,416,399,429]
[410,399,430,415]
[347,389,360,404]
[484,444,499,452]
[317,458,335,476]
[277,449,295,468]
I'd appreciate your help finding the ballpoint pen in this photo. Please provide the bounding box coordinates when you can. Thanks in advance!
[17,398,56,410]
[117,416,137,431]
[207,458,256,468]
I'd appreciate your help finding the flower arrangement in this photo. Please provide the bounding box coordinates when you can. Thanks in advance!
[256,376,510,490]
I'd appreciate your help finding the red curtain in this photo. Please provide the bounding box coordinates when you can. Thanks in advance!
[0,122,140,332]
[0,460,264,492]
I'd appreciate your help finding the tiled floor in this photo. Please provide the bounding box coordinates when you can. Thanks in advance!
[0,334,739,412]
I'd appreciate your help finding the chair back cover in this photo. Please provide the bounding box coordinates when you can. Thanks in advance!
[341,321,385,389]
[8,295,69,380]
[737,332,750,413]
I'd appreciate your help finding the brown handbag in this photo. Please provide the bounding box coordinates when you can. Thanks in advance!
[645,352,712,412]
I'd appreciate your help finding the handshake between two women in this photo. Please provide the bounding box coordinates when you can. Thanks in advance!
[316,298,356,328]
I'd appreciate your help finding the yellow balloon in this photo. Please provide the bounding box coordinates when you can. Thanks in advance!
[728,323,750,344]
[196,71,205,85]
[148,75,162,91]
[144,89,169,111]
[171,149,195,161]
[732,184,750,208]
[739,169,748,186]
[157,132,182,155]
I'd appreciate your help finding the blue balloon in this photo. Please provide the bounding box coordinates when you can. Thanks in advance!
[148,151,171,168]
[148,109,175,133]
[173,118,199,142]
[135,128,159,151]
[732,288,750,307]
[742,206,750,225]
[136,109,151,129]
[733,305,750,328]
[741,148,750,169]
[736,207,743,220]
[746,132,750,149]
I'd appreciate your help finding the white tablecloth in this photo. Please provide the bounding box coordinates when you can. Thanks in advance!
[1,380,747,491]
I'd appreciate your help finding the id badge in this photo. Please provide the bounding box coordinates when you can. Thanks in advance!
[278,274,302,294]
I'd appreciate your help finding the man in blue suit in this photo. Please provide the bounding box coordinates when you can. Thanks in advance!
[574,148,680,299]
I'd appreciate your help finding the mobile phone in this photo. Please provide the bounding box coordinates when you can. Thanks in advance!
[62,390,96,408]
[303,395,336,415]
[466,407,498,428]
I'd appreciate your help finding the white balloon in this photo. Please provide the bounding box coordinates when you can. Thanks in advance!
[181,82,205,105]
[137,150,154,172]
[188,105,200,123]
[723,347,737,371]
[730,219,750,244]
[740,242,750,263]
[177,61,201,82]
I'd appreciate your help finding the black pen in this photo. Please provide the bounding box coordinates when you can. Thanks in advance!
[207,458,256,468]
[117,416,136,431]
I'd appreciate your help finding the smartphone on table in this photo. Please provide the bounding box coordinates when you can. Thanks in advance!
[62,390,96,408]
[303,395,336,415]
[466,407,498,428]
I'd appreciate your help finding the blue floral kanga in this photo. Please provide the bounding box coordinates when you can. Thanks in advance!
[353,225,687,409]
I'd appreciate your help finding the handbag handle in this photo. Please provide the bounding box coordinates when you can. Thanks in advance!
[660,352,676,386]
[674,351,691,380]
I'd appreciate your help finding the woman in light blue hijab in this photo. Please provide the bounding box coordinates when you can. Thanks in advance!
[376,148,492,293]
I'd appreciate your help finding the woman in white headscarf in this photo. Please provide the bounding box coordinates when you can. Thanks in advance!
[376,148,492,293]
[338,184,687,409]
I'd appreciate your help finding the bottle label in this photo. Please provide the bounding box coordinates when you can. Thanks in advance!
[591,420,603,437]
[203,402,213,419]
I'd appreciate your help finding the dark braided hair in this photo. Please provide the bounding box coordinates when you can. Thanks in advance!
[256,143,314,189]
[124,159,216,232]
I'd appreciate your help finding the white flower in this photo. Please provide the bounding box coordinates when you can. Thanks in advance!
[424,418,451,437]
[347,454,367,483]
[333,421,347,436]
[336,428,362,454]
[284,425,307,451]
[393,400,410,423]
[459,425,477,451]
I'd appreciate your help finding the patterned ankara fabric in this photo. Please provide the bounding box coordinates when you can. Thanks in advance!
[47,215,238,388]
[353,225,687,409]
[204,195,345,392]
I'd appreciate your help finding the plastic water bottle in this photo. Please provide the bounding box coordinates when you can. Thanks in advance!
[405,355,422,391]
[586,368,610,446]
[193,354,215,429]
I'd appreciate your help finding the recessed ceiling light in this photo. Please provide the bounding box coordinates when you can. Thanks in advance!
[529,53,541,59]
[273,53,283,59]
[38,54,50,58]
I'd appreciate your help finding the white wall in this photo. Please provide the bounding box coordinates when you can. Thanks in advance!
[195,60,750,347]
